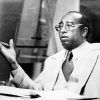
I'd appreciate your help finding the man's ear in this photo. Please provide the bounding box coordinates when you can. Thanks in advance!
[82,27,88,38]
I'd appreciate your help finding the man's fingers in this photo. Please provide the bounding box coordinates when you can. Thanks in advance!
[0,43,5,53]
[0,43,4,50]
[0,43,2,48]
[9,39,14,49]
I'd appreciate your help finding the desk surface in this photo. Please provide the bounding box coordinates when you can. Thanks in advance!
[0,86,98,100]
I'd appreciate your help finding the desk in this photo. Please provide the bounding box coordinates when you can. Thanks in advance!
[0,86,98,100]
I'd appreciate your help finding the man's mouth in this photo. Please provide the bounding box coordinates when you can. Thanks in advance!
[61,37,69,42]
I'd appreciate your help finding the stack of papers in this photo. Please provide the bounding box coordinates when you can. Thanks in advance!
[0,86,40,98]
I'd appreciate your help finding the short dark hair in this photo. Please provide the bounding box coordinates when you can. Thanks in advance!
[67,11,92,39]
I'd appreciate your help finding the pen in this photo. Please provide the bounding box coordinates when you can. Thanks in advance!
[0,93,41,99]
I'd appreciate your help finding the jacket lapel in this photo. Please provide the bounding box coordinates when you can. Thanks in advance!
[68,51,99,94]
[78,53,99,94]
[43,49,67,90]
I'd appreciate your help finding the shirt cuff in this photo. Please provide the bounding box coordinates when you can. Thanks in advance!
[11,67,24,87]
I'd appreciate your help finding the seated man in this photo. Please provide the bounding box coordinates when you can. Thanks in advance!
[0,11,100,97]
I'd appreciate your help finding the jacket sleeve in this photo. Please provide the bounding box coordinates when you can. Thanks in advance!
[10,57,54,90]
[11,64,35,89]
[11,50,65,90]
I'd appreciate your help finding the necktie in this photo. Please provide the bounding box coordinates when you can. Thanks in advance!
[62,51,74,82]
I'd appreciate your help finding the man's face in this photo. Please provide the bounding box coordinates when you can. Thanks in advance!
[58,13,84,50]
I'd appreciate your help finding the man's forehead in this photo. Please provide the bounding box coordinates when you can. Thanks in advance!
[60,13,82,23]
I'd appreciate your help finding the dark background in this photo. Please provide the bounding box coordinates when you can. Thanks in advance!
[80,0,100,43]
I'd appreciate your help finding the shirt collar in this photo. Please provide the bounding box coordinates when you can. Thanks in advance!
[72,41,90,60]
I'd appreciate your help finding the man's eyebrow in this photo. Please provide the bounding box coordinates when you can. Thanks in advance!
[66,21,74,24]
[59,21,63,25]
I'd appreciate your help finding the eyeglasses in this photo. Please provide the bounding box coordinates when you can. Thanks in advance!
[55,22,83,32]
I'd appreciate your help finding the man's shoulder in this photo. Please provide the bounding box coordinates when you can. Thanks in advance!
[89,43,100,55]
[90,43,100,50]
[47,49,67,60]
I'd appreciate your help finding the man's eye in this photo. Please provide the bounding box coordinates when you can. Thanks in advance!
[68,24,71,27]
[66,24,72,28]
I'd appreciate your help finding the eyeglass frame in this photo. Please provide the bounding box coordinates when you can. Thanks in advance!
[55,22,83,32]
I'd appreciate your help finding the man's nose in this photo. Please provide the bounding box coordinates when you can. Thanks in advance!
[60,27,67,34]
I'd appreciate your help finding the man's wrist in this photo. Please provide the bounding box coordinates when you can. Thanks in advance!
[11,61,19,70]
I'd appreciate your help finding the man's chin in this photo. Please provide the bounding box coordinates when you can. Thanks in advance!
[62,44,68,49]
[62,44,72,50]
